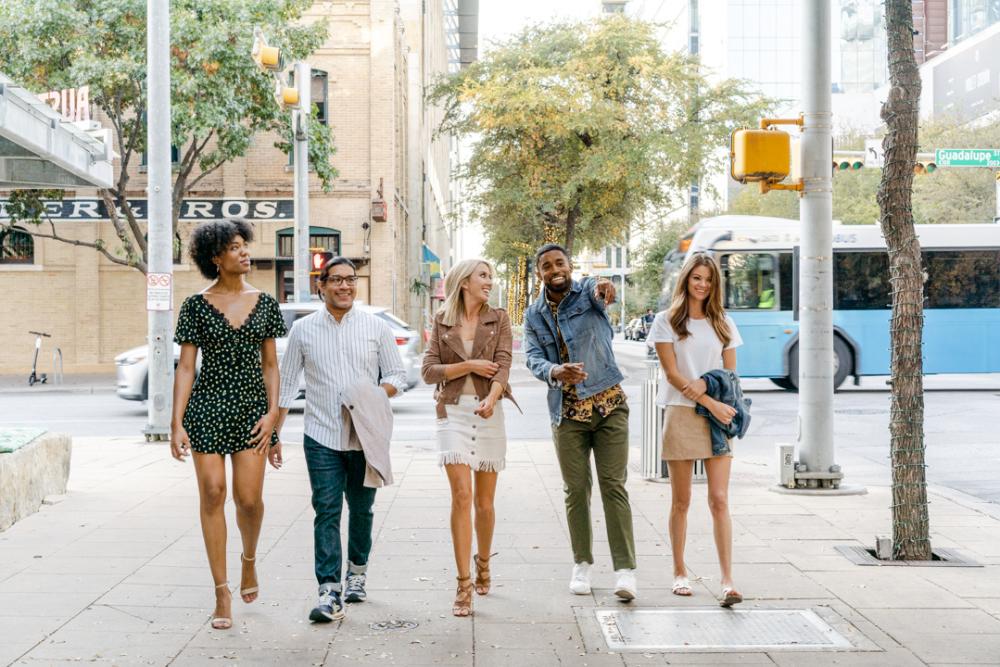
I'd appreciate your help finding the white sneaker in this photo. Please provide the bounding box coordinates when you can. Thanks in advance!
[569,562,592,595]
[614,568,637,601]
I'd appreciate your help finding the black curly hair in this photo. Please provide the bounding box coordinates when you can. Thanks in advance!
[188,218,255,279]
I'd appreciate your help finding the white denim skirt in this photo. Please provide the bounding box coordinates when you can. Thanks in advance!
[436,395,507,472]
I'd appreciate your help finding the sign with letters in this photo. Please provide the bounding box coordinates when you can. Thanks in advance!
[935,149,1000,168]
[0,199,294,221]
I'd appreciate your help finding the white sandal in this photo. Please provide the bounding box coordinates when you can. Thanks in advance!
[240,553,259,603]
[671,576,693,596]
[211,582,233,630]
[720,585,743,607]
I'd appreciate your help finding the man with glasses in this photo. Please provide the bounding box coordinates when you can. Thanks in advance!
[274,257,406,622]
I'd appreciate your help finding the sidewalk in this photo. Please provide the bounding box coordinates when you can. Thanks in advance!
[0,373,115,394]
[1,435,999,666]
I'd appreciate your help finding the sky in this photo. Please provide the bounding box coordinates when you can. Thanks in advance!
[478,0,595,52]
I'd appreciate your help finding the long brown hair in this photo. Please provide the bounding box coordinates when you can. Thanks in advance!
[667,252,731,347]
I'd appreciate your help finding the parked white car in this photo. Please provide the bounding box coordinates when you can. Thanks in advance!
[115,301,422,402]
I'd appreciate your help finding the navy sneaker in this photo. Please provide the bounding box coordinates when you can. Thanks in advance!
[309,584,344,622]
[344,572,367,603]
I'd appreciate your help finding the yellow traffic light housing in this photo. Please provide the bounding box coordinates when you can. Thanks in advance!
[274,80,300,110]
[252,27,283,72]
[730,116,804,194]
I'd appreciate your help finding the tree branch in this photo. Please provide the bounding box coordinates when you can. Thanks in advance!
[100,190,147,272]
[22,218,136,269]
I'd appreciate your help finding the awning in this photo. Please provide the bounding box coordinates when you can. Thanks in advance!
[0,73,114,189]
[422,243,442,279]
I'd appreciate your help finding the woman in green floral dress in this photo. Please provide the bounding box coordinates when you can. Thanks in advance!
[170,218,287,630]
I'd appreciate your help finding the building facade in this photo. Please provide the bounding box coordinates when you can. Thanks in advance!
[0,0,475,373]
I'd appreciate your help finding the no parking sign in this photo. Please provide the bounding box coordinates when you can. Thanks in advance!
[146,272,172,311]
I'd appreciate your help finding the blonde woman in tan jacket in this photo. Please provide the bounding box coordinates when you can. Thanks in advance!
[421,258,516,618]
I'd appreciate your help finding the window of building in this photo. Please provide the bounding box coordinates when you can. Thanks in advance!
[276,226,341,258]
[140,144,180,167]
[0,227,34,264]
[721,253,777,310]
[287,69,329,166]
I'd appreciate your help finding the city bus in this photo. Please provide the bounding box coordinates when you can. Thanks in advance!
[659,215,1000,389]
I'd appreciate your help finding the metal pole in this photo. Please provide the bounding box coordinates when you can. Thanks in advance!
[797,0,836,475]
[620,248,626,335]
[995,171,999,223]
[144,0,174,440]
[293,62,311,303]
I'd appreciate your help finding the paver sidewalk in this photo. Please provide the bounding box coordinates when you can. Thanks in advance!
[1,435,999,666]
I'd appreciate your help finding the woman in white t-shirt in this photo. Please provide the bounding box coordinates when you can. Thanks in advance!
[650,251,744,607]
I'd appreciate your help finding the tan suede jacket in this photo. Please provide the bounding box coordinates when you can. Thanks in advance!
[421,306,518,419]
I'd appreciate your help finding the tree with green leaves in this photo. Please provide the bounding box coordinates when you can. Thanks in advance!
[0,0,336,273]
[427,15,771,262]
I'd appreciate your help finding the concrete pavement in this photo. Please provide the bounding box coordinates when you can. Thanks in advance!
[2,420,1000,665]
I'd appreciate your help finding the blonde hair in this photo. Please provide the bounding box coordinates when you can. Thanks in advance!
[667,252,731,347]
[439,258,493,326]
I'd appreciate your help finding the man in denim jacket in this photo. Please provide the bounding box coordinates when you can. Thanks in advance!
[524,244,637,601]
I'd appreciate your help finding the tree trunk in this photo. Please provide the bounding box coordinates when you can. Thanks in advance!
[563,205,579,256]
[878,0,931,561]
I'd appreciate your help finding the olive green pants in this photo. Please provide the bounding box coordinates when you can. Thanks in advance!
[552,405,636,571]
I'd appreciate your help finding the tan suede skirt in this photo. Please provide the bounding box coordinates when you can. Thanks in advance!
[661,405,731,461]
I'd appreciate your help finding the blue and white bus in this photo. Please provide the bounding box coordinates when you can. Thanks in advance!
[660,215,1000,389]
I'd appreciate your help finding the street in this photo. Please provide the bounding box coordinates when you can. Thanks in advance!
[3,339,999,505]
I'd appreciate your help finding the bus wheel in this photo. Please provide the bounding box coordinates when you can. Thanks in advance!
[787,337,852,391]
[770,377,797,391]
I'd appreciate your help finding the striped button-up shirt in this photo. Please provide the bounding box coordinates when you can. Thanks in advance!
[278,306,406,450]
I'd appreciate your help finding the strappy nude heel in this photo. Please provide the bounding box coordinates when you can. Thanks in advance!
[474,553,496,596]
[453,576,473,617]
[211,582,232,630]
[240,553,259,603]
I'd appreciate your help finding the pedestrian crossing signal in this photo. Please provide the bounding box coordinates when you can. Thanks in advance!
[310,250,334,275]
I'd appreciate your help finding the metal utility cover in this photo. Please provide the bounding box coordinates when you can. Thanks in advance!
[596,608,854,652]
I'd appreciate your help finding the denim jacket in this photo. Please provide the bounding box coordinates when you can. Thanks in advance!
[694,369,752,456]
[524,277,625,426]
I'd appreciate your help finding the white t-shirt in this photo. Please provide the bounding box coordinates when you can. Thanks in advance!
[648,311,743,407]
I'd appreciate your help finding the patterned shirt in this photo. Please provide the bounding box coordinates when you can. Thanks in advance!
[547,299,626,423]
[278,306,406,450]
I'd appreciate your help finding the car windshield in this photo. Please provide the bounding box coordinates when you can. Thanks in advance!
[377,311,412,331]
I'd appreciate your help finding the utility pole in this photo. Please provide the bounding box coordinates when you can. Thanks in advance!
[144,0,174,441]
[796,0,846,489]
[292,62,311,303]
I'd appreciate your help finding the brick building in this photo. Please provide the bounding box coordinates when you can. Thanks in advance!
[0,0,475,374]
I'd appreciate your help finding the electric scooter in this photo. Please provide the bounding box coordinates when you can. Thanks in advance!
[27,330,51,386]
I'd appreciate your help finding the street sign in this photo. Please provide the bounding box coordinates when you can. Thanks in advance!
[146,272,172,311]
[865,138,884,168]
[935,148,1000,168]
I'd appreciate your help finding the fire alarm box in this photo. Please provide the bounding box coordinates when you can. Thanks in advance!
[371,199,387,222]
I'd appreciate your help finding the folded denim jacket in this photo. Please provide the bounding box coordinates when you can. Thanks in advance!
[694,368,752,456]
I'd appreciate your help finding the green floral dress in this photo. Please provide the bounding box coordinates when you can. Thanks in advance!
[174,292,287,455]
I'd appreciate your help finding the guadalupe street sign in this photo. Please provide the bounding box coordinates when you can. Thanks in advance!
[935,148,1000,168]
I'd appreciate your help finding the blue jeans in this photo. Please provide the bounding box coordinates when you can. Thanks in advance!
[303,435,377,589]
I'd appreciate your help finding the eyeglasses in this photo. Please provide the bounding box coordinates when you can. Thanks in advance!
[324,276,358,286]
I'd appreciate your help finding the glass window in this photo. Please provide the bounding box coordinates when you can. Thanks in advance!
[721,253,777,310]
[0,227,33,264]
[779,252,794,310]
[277,230,340,258]
[834,252,891,310]
[924,249,1000,309]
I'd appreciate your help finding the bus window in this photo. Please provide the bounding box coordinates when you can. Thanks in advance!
[924,250,1000,309]
[779,252,794,311]
[834,251,891,310]
[721,253,777,310]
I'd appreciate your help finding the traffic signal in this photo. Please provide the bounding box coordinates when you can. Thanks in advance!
[836,160,864,171]
[251,27,283,71]
[914,161,937,174]
[310,249,334,275]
